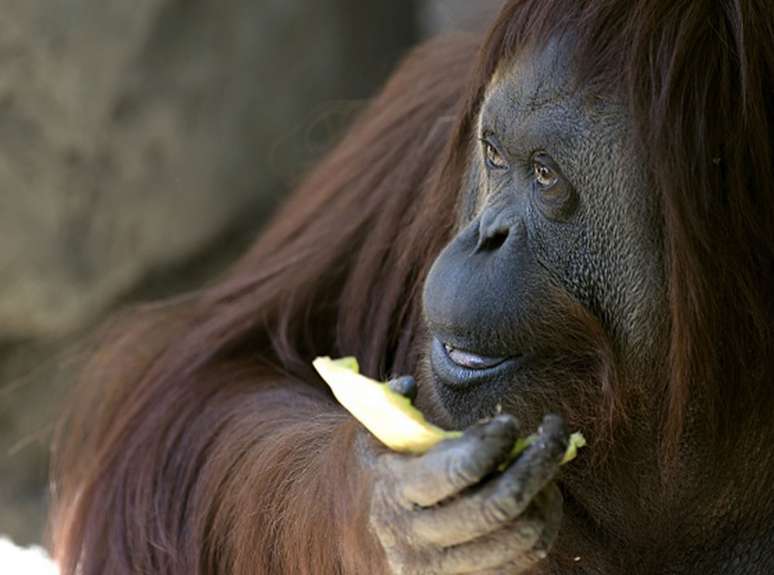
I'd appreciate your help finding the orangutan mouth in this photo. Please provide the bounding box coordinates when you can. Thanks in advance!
[442,342,511,370]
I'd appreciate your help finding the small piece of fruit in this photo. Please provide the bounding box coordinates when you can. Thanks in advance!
[313,356,460,454]
[313,356,585,462]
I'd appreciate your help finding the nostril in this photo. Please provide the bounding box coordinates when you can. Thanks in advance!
[475,206,512,253]
[475,225,509,253]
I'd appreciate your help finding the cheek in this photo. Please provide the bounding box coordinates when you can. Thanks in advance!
[526,202,593,303]
[533,180,668,364]
[529,194,619,332]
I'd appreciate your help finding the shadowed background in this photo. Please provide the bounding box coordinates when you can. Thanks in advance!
[0,0,502,545]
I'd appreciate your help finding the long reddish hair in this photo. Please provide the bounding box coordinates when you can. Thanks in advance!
[52,34,477,574]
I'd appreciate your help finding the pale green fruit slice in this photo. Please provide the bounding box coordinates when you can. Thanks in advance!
[510,431,587,465]
[313,356,461,454]
[313,356,585,462]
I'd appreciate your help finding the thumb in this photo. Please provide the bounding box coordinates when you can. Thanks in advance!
[386,375,418,403]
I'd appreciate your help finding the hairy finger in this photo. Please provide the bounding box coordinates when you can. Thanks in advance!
[431,506,546,574]
[412,415,567,545]
[394,414,520,508]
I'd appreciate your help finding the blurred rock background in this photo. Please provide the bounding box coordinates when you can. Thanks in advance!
[0,0,502,545]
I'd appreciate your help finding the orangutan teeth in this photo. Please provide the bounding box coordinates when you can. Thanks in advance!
[443,343,508,370]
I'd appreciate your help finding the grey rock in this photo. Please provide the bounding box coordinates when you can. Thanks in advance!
[0,0,415,339]
[419,0,505,35]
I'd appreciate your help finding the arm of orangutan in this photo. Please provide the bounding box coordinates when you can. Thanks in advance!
[182,373,389,575]
[55,358,565,575]
[171,370,566,575]
[183,370,567,575]
[54,359,387,575]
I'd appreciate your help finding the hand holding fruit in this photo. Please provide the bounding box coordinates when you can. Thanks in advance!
[314,357,583,574]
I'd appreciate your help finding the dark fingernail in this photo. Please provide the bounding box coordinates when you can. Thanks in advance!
[387,376,417,401]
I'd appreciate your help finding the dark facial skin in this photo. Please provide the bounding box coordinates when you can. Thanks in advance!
[366,40,774,574]
[423,39,666,429]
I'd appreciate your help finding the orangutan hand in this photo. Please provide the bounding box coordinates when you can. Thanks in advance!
[364,377,567,575]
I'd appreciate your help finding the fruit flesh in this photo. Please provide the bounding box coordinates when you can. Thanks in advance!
[313,356,585,462]
[313,356,459,454]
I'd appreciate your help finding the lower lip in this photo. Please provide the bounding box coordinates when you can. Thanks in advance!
[430,338,521,389]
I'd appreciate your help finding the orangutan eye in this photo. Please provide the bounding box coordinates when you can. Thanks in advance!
[481,138,509,171]
[529,152,578,222]
[532,154,559,188]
